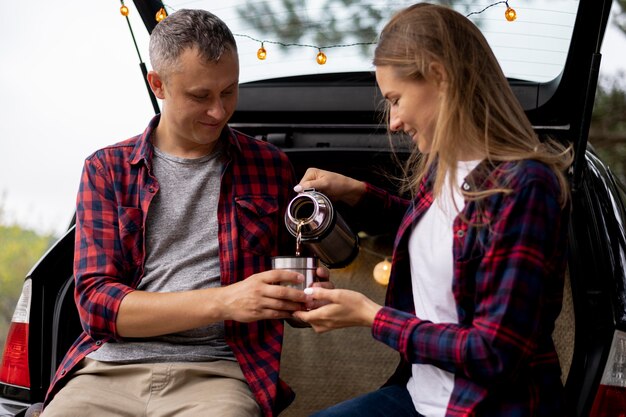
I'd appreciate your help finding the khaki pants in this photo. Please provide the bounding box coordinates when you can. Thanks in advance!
[42,358,262,417]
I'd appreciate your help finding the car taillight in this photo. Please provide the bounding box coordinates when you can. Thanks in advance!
[590,330,626,417]
[0,278,31,388]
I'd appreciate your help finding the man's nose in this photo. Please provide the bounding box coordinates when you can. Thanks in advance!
[206,98,226,120]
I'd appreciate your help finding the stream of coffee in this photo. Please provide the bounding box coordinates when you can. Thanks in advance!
[295,220,304,256]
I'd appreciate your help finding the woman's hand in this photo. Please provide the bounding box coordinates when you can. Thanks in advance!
[295,168,366,206]
[293,287,382,333]
[304,265,334,310]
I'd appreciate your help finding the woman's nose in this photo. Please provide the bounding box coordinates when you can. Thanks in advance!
[389,110,402,132]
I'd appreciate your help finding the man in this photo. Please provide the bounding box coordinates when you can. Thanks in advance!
[42,9,311,417]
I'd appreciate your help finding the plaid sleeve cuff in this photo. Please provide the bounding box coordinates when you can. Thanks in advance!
[372,306,419,362]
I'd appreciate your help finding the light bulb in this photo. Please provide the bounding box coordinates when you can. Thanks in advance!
[120,5,129,16]
[257,45,267,60]
[373,259,391,286]
[505,6,517,21]
[316,51,327,65]
[156,7,167,22]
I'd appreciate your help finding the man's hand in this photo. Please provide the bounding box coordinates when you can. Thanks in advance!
[219,270,308,322]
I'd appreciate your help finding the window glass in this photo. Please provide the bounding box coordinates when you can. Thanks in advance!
[162,0,578,83]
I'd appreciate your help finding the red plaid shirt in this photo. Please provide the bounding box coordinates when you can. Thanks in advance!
[45,115,297,417]
[360,160,569,417]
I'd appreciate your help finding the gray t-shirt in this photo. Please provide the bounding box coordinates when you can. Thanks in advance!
[88,146,235,363]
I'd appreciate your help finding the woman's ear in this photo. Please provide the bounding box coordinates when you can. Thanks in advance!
[428,61,448,89]
[147,71,166,100]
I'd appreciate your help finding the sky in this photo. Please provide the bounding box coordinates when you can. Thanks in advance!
[1,1,625,237]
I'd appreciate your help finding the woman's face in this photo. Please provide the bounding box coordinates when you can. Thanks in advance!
[375,65,441,154]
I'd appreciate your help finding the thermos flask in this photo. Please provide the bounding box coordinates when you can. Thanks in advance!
[284,189,359,268]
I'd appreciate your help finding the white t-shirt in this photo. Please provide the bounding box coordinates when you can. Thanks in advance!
[406,160,480,417]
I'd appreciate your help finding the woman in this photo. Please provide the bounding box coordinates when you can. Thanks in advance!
[293,3,572,417]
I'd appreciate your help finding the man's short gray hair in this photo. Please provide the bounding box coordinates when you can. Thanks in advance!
[149,9,237,77]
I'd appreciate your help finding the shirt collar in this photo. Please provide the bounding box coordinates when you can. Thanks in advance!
[222,125,243,155]
[463,159,503,191]
[422,158,499,193]
[129,114,160,166]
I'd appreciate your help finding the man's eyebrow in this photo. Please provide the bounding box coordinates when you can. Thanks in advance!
[188,81,238,94]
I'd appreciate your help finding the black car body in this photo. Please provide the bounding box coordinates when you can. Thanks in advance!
[1,0,625,416]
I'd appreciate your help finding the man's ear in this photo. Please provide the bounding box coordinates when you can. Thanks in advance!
[147,71,166,100]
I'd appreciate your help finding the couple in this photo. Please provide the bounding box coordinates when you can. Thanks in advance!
[42,4,571,417]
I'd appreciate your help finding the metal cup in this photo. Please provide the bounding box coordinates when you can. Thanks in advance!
[271,256,319,290]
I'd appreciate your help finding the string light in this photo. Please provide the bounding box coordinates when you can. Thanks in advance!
[373,258,392,286]
[466,1,516,20]
[257,43,267,60]
[357,234,392,286]
[117,0,161,114]
[139,1,516,65]
[505,4,517,21]
[316,50,327,65]
[239,1,516,64]
[156,7,167,22]
[234,33,370,64]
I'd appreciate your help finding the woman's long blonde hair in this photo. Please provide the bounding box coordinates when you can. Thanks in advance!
[374,3,572,206]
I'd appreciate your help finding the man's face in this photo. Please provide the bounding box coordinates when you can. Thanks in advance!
[151,47,239,156]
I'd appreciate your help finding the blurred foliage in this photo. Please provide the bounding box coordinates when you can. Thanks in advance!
[616,0,626,35]
[592,0,626,185]
[237,0,384,54]
[590,73,626,183]
[0,210,55,351]
[238,0,624,48]
[236,0,461,54]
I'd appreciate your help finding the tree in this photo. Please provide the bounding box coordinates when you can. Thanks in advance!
[236,0,461,54]
[589,74,626,183]
[0,209,55,350]
[238,0,626,44]
[615,0,626,35]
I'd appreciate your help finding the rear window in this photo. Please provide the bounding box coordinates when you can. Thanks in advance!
[157,0,578,83]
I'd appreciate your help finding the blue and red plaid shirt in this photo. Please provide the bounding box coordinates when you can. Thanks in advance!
[359,159,569,417]
[45,115,297,417]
